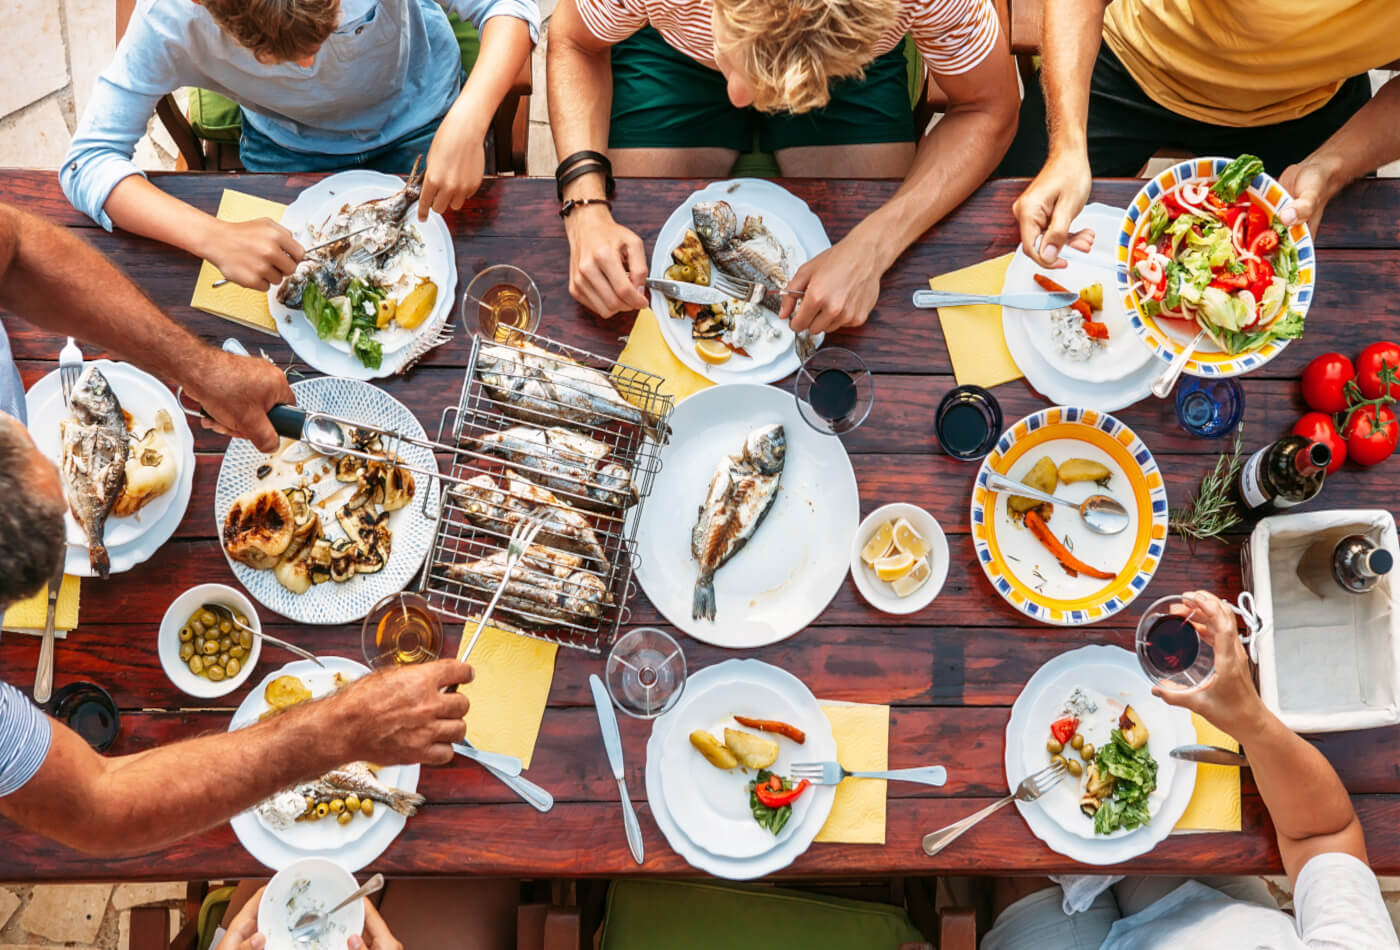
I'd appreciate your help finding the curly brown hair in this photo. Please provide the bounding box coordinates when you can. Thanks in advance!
[202,0,342,63]
[0,420,66,606]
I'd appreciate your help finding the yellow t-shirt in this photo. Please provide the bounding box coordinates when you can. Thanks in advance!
[1103,0,1400,127]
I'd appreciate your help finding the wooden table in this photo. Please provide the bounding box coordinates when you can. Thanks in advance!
[2,171,1399,881]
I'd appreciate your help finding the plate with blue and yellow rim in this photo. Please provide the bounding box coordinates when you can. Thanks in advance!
[970,407,1168,626]
[1115,156,1315,379]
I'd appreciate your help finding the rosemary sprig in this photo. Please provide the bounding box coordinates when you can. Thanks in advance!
[1169,425,1246,550]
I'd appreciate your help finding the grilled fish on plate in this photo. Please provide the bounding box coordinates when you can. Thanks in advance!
[59,366,129,578]
[299,762,426,817]
[691,424,786,620]
[472,424,637,511]
[451,470,611,569]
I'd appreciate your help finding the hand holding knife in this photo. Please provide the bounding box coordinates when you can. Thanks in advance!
[590,674,644,864]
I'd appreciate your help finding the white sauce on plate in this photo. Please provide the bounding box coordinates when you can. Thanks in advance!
[1048,307,1099,362]
[722,300,784,350]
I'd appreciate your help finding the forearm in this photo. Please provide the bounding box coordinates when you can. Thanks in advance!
[102,175,223,262]
[445,16,533,145]
[546,19,614,201]
[1040,0,1110,157]
[1304,74,1400,188]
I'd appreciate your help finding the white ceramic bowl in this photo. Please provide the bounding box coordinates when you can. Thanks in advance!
[158,583,263,698]
[258,857,366,950]
[849,503,949,615]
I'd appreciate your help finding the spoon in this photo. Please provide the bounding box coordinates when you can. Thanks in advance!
[267,405,350,458]
[201,603,325,668]
[289,872,384,944]
[984,471,1130,535]
[1151,329,1208,399]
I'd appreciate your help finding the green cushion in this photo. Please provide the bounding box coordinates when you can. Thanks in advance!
[450,13,481,73]
[600,880,925,950]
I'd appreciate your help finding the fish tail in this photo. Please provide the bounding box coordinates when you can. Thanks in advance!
[89,538,110,579]
[384,788,427,817]
[692,571,716,621]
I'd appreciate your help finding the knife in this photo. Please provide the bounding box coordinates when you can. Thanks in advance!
[911,289,1080,311]
[589,674,643,864]
[1170,744,1248,767]
[33,579,59,704]
[645,278,731,307]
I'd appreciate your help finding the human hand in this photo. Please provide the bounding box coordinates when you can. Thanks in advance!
[1012,150,1096,268]
[1151,590,1265,735]
[564,205,649,317]
[777,234,884,335]
[214,887,402,950]
[185,349,295,453]
[418,112,487,221]
[349,900,402,950]
[205,218,304,291]
[323,659,474,766]
[1279,158,1342,234]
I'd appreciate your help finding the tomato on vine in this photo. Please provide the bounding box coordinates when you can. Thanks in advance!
[1300,353,1355,413]
[1342,404,1399,467]
[1356,342,1400,401]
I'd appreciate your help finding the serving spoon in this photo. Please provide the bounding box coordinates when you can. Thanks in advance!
[201,603,324,668]
[290,873,384,945]
[985,471,1130,536]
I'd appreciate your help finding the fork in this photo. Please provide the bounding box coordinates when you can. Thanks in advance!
[920,762,1065,857]
[713,275,819,360]
[59,337,83,407]
[459,512,548,661]
[789,761,948,788]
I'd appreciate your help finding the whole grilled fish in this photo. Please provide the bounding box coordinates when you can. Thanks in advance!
[691,424,786,621]
[473,425,637,510]
[59,366,129,578]
[439,544,610,626]
[298,762,425,817]
[692,201,790,310]
[475,342,668,441]
[451,470,611,568]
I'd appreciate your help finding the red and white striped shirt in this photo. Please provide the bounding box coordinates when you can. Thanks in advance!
[577,0,1000,77]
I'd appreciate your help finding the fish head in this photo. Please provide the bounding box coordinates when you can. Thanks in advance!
[745,424,786,475]
[691,201,738,254]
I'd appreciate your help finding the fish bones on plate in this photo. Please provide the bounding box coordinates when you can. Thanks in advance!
[450,469,611,569]
[691,424,786,621]
[471,424,637,511]
[475,342,668,440]
[256,762,425,829]
[438,545,611,627]
[59,366,129,578]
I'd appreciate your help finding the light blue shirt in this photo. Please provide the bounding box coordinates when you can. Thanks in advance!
[0,320,24,425]
[0,679,51,797]
[61,0,539,228]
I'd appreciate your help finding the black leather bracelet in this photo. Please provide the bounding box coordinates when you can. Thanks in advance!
[557,161,615,201]
[559,197,613,219]
[555,149,610,179]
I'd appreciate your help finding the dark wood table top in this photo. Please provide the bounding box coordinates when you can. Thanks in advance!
[2,170,1399,882]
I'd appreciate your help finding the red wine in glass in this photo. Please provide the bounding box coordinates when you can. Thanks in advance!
[935,385,1002,461]
[1143,616,1199,675]
[810,369,858,421]
[1135,595,1215,687]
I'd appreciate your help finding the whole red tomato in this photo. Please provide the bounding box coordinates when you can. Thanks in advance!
[1300,353,1355,413]
[1356,342,1400,401]
[1292,412,1346,473]
[1342,405,1399,467]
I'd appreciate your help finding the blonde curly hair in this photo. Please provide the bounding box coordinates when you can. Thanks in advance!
[203,0,341,63]
[712,0,900,114]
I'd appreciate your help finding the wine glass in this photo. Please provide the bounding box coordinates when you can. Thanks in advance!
[1135,594,1216,689]
[461,264,542,342]
[605,628,686,719]
[1175,376,1244,439]
[935,385,1002,461]
[361,592,445,670]
[793,347,874,435]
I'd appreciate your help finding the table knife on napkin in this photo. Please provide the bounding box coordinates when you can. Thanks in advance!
[590,674,643,864]
[1170,744,1248,767]
[911,289,1080,310]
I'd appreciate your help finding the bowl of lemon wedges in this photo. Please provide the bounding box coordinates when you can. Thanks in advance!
[850,503,949,615]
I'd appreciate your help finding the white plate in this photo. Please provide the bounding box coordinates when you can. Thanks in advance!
[213,377,439,625]
[648,179,829,384]
[659,675,834,859]
[1006,646,1196,864]
[848,503,950,615]
[25,359,195,577]
[631,384,859,648]
[645,659,837,879]
[269,170,457,380]
[229,658,420,872]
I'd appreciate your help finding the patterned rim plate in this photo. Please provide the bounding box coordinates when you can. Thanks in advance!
[1116,156,1316,378]
[970,408,1168,626]
[213,377,440,625]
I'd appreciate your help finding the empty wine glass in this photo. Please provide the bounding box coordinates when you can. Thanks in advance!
[793,347,873,435]
[461,264,541,342]
[605,628,686,719]
[1175,376,1244,439]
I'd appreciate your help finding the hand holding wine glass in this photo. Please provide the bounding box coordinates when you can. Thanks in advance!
[1150,590,1266,737]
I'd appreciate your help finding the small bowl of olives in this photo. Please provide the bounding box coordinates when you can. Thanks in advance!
[158,584,263,698]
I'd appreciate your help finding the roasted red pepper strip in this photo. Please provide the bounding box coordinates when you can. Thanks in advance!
[1024,510,1117,580]
[755,778,810,808]
[1050,717,1079,745]
[1032,273,1073,295]
[1082,320,1110,340]
[733,716,807,744]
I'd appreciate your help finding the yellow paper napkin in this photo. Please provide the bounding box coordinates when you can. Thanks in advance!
[2,575,81,634]
[928,254,1023,389]
[814,701,890,844]
[188,190,286,335]
[1173,713,1242,833]
[615,308,713,406]
[454,621,558,769]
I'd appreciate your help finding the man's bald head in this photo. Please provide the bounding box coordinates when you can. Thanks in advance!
[0,413,66,604]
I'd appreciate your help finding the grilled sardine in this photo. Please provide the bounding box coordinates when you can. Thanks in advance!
[451,470,611,568]
[473,424,637,510]
[298,761,425,817]
[691,424,786,621]
[439,544,611,626]
[59,366,129,578]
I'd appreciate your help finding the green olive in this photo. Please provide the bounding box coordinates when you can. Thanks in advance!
[1070,734,1084,751]
[219,636,233,652]
[1065,758,1083,777]
[315,802,330,819]
[329,798,345,814]
[206,664,226,682]
[304,795,315,814]
[345,794,361,812]
[230,645,247,660]
[1049,754,1068,769]
[219,620,232,634]
[225,657,241,678]
[202,639,219,656]
[188,655,204,675]
[1046,739,1063,754]
[337,810,354,826]
[179,641,195,661]
[236,613,249,627]
[238,630,254,649]
[1081,743,1095,761]
[199,609,217,626]
[178,625,194,643]
[191,619,205,636]
[360,799,374,817]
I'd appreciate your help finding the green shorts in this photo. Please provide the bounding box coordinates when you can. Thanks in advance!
[608,26,917,152]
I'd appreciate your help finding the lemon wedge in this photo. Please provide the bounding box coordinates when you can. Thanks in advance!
[892,518,928,559]
[873,551,916,582]
[695,339,732,365]
[860,521,894,564]
[891,558,931,597]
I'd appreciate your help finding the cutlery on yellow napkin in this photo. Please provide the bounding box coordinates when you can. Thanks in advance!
[615,308,713,406]
[928,254,1023,389]
[814,701,890,845]
[188,190,286,335]
[1,575,80,638]
[454,620,558,770]
[1173,713,1242,833]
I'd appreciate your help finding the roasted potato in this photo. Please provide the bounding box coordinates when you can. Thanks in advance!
[265,674,312,710]
[1085,761,1115,799]
[396,279,438,330]
[1119,705,1149,750]
[689,730,739,770]
[1078,282,1104,311]
[1009,456,1059,514]
[1058,458,1112,485]
[723,728,779,770]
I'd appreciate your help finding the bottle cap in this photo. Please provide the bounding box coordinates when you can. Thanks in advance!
[1367,548,1394,577]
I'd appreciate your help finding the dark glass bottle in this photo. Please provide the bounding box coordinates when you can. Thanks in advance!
[1235,436,1330,516]
[1297,534,1394,597]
